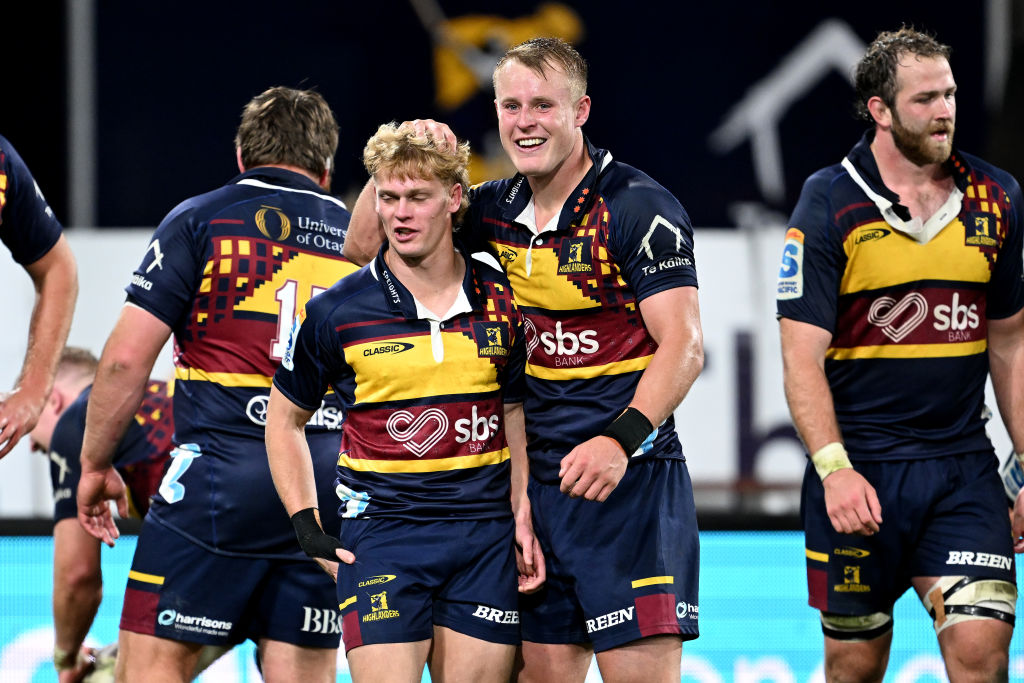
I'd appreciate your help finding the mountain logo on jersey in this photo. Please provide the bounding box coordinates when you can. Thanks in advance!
[558,237,593,274]
[965,213,999,248]
[473,322,511,358]
[777,228,804,300]
[255,204,292,241]
[636,215,685,261]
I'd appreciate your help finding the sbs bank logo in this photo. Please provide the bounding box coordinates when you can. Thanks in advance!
[255,205,291,241]
[386,406,500,456]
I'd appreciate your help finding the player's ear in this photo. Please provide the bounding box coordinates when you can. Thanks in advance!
[867,96,891,128]
[236,147,246,173]
[575,95,591,128]
[448,183,463,214]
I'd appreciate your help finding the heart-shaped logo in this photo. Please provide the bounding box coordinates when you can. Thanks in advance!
[385,408,449,457]
[867,293,929,342]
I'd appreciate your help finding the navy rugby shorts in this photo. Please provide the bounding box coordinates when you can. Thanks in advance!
[802,450,1016,615]
[336,516,519,652]
[520,458,700,651]
[120,517,340,648]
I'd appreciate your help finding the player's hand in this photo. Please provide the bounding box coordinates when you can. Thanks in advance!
[290,508,355,581]
[514,505,545,594]
[399,119,457,150]
[1012,489,1024,554]
[0,386,46,458]
[822,468,883,536]
[55,646,98,683]
[77,467,128,547]
[558,435,629,502]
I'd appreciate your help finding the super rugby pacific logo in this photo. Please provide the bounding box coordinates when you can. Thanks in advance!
[363,342,415,357]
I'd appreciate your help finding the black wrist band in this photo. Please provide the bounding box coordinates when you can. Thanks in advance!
[601,407,654,456]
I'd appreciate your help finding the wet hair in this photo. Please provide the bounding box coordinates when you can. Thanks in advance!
[854,26,951,121]
[493,37,588,102]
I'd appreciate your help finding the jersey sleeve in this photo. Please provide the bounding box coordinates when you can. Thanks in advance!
[501,310,526,405]
[0,138,63,265]
[124,204,204,329]
[48,403,88,522]
[273,298,336,412]
[986,171,1024,319]
[776,172,846,332]
[607,184,698,301]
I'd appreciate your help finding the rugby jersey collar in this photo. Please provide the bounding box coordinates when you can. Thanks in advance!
[842,130,972,223]
[496,135,614,232]
[229,167,348,210]
[369,241,483,320]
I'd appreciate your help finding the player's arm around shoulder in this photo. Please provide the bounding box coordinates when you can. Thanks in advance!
[77,305,171,546]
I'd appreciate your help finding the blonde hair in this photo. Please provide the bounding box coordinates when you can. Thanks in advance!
[493,37,588,103]
[362,122,471,226]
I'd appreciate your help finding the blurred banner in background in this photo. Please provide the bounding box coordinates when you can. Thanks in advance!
[2,533,1021,682]
[2,1,1020,229]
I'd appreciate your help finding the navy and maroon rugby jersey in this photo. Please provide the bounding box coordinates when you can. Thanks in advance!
[464,138,698,484]
[49,381,174,522]
[274,244,525,521]
[777,131,1024,460]
[124,167,359,555]
[0,135,63,265]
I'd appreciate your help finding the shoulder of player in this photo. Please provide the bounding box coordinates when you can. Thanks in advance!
[468,177,520,207]
[598,160,682,209]
[306,266,378,321]
[593,160,692,231]
[51,388,91,447]
[468,250,512,288]
[959,152,1022,201]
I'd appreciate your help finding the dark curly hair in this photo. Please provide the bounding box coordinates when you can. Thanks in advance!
[854,27,951,121]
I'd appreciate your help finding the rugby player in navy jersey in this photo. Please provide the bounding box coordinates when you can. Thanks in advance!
[0,134,77,458]
[29,347,226,681]
[76,87,358,682]
[344,38,703,683]
[778,27,1024,683]
[268,122,542,683]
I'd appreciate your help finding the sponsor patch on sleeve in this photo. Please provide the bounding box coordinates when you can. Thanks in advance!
[777,228,805,300]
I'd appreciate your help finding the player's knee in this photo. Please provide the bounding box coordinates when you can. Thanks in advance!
[819,611,893,642]
[921,576,1017,634]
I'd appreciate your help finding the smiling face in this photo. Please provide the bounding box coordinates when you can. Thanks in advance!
[374,172,462,264]
[493,59,590,185]
[888,55,957,166]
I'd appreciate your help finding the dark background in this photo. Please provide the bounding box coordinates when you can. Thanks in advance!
[3,1,1022,229]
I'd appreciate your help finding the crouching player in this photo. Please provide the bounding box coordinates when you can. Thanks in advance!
[266,122,544,682]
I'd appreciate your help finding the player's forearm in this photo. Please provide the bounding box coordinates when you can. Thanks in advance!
[52,520,102,656]
[80,359,149,472]
[81,306,169,471]
[342,180,383,266]
[988,310,1024,452]
[19,236,78,398]
[504,402,530,518]
[631,288,704,427]
[265,387,319,515]
[782,350,843,453]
